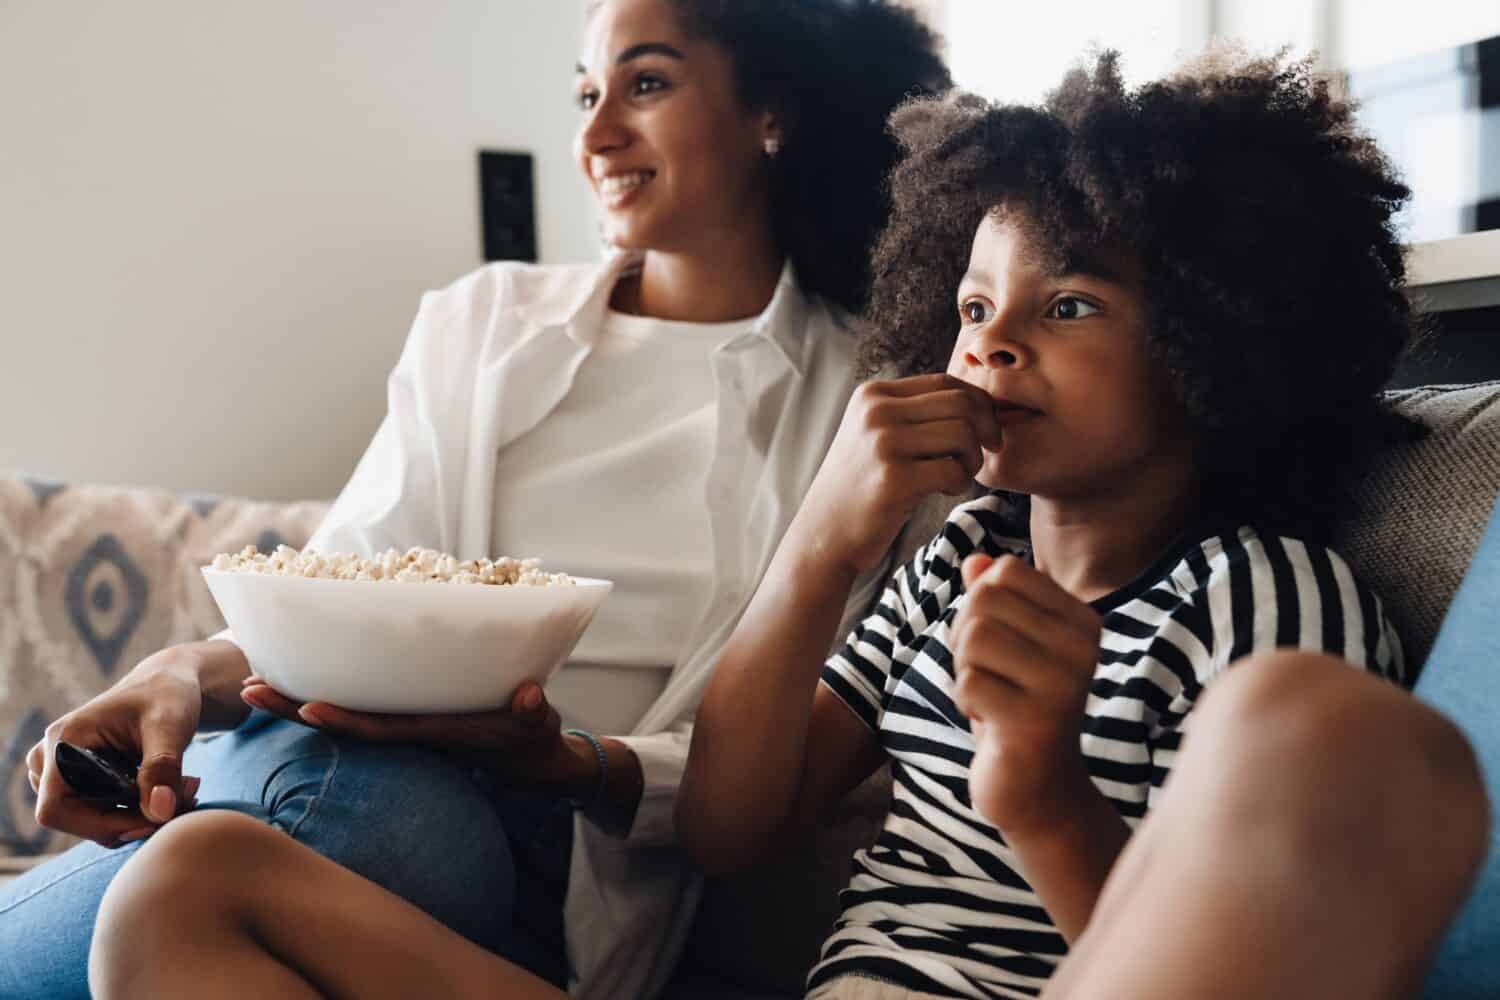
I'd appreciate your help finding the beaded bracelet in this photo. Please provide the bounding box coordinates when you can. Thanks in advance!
[563,728,607,810]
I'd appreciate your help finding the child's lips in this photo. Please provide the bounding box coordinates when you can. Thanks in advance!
[992,400,1040,427]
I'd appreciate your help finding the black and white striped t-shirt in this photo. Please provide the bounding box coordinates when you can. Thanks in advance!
[811,493,1403,999]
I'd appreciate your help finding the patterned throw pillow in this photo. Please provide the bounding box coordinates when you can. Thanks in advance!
[0,477,328,862]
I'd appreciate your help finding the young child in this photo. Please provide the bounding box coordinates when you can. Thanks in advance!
[679,50,1419,999]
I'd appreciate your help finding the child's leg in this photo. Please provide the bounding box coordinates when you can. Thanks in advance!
[1041,651,1488,1000]
[88,810,566,1000]
[1414,496,1500,994]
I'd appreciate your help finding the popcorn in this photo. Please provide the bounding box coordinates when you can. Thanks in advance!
[209,545,573,587]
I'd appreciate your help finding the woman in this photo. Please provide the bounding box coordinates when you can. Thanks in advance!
[0,2,950,997]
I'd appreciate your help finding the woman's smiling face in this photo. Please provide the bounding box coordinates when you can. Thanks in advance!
[574,0,776,254]
[947,211,1192,502]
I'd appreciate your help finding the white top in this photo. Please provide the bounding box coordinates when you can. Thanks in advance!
[230,251,887,1000]
[492,308,752,734]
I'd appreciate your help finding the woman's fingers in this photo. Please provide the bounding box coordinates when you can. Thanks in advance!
[240,683,307,724]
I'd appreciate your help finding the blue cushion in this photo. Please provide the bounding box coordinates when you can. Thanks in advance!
[1416,491,1500,997]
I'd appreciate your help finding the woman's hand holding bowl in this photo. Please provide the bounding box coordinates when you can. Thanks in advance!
[240,678,581,786]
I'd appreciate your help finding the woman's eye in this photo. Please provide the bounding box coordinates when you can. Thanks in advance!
[1047,296,1099,320]
[576,88,599,111]
[632,74,667,97]
[961,300,994,325]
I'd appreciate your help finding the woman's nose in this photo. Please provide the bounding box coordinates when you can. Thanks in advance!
[578,99,628,158]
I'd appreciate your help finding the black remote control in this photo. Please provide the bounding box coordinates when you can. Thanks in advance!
[54,741,140,809]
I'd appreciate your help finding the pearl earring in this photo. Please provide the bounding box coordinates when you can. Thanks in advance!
[764,137,781,157]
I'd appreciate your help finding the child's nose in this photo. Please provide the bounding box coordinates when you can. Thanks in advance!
[963,340,1030,370]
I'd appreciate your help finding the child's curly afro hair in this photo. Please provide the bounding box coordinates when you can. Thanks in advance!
[862,49,1424,541]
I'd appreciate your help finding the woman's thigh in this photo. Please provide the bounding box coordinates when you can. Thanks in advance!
[190,711,524,949]
[1,711,537,999]
[92,810,566,1000]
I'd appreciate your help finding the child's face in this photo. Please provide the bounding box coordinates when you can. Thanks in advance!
[946,213,1191,502]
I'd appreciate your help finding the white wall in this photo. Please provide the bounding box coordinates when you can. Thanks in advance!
[0,1,597,501]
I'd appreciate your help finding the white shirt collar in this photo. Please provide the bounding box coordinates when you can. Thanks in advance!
[553,251,814,377]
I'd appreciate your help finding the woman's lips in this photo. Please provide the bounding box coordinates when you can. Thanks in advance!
[598,169,656,210]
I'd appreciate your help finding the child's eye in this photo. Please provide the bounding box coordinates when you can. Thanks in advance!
[961,299,994,325]
[1046,296,1099,320]
[576,87,600,111]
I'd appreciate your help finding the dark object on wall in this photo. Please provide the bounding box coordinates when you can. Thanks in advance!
[478,150,537,263]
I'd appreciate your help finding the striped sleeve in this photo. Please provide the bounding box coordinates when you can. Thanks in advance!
[821,537,937,731]
[1205,528,1405,683]
[820,493,1029,733]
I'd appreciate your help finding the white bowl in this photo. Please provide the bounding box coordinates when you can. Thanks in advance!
[201,568,612,714]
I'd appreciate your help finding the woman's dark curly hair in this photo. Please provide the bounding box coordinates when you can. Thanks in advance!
[664,0,952,314]
[862,49,1424,540]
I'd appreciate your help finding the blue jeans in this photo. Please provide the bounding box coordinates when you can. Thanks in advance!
[1417,495,1500,997]
[0,710,571,999]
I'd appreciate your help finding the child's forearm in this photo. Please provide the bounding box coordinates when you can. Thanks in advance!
[1003,767,1131,943]
[677,519,862,872]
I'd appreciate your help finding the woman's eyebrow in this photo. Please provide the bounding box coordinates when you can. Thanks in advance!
[576,41,686,74]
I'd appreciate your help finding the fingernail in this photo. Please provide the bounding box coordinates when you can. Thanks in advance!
[148,785,175,822]
[119,827,155,844]
[298,706,324,727]
[523,687,542,710]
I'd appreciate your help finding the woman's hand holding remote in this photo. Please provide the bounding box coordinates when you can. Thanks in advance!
[25,643,218,847]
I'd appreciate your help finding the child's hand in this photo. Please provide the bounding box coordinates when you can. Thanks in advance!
[952,553,1102,835]
[795,374,1001,575]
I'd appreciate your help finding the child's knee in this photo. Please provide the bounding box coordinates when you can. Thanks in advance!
[1187,651,1488,884]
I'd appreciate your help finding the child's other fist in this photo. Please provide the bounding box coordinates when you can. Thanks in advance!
[952,554,1102,833]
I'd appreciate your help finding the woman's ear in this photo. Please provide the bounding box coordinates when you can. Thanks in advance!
[762,114,783,158]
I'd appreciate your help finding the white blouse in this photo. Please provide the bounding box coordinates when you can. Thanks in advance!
[259,252,884,1000]
[491,308,752,735]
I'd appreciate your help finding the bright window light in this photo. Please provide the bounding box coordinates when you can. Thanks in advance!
[943,0,1208,104]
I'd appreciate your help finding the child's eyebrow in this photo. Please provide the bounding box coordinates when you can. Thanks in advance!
[1052,250,1135,286]
[957,268,994,293]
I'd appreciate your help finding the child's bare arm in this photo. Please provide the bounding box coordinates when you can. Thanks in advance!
[677,540,884,874]
[953,553,1130,942]
[678,375,999,874]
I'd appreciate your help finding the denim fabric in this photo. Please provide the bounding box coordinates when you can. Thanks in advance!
[0,710,570,999]
[1417,495,1500,998]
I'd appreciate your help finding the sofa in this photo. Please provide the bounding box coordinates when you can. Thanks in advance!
[3,380,1498,998]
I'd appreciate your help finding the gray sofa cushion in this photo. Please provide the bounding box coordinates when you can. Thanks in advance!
[1334,381,1500,670]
